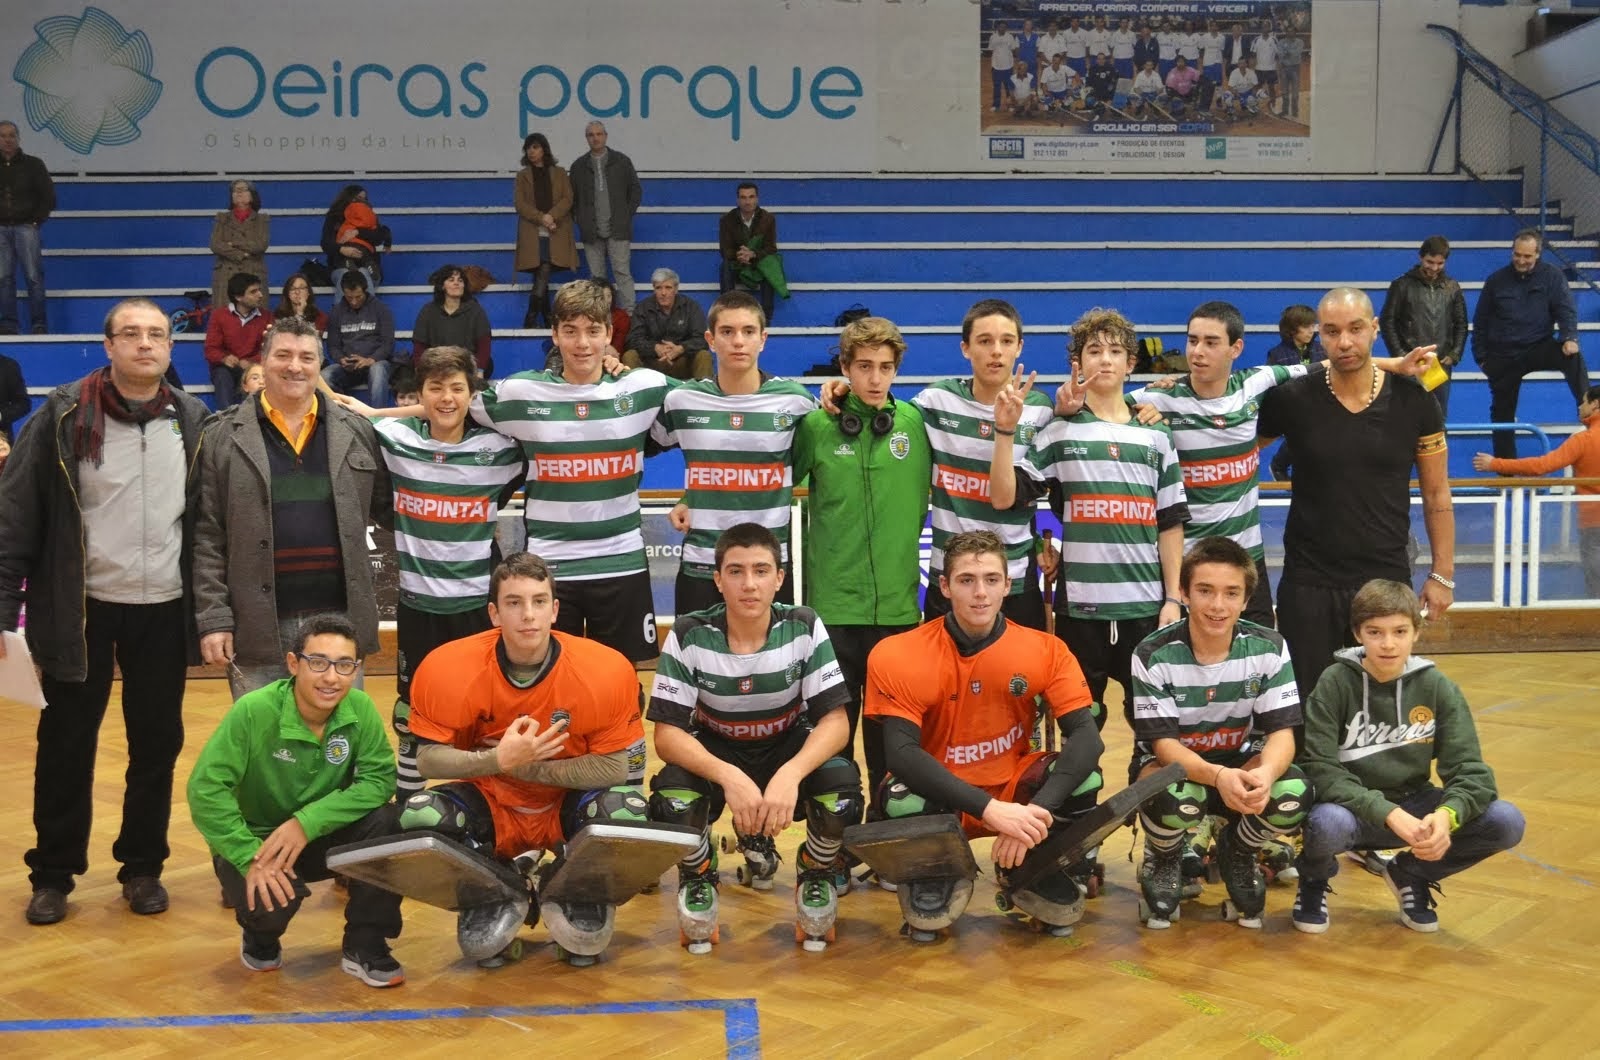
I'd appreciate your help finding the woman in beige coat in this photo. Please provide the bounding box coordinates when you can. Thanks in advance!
[209,178,270,306]
[514,133,577,328]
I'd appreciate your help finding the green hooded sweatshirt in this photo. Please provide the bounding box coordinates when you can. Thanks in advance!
[1301,648,1498,830]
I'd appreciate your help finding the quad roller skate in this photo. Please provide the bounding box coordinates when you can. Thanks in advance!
[721,833,781,891]
[1217,825,1267,930]
[794,847,840,952]
[1137,843,1184,930]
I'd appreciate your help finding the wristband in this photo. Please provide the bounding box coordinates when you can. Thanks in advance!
[1428,572,1455,591]
[1443,805,1461,832]
[1164,596,1183,606]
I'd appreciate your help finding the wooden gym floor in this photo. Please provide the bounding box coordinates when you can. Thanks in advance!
[0,651,1595,1058]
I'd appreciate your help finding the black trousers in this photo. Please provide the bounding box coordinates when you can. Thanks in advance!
[1056,613,1159,732]
[1481,339,1591,459]
[27,598,188,893]
[213,804,402,952]
[828,623,917,807]
[1244,556,1276,629]
[1275,577,1364,754]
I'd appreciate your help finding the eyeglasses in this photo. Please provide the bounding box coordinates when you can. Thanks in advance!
[114,326,170,342]
[294,652,361,675]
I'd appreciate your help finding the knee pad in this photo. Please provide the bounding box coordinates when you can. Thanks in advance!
[565,785,650,835]
[649,769,717,833]
[878,775,939,819]
[802,756,864,840]
[399,787,487,846]
[1259,768,1310,832]
[391,699,412,737]
[1139,780,1208,833]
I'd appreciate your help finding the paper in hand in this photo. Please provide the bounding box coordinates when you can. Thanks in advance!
[0,631,46,709]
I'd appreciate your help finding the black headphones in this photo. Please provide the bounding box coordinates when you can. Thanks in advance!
[840,403,895,438]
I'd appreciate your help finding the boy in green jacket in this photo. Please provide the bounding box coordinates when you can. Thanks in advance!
[1295,580,1524,934]
[188,612,404,986]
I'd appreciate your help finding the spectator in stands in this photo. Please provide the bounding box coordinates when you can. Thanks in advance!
[320,185,390,292]
[1381,235,1467,419]
[325,271,396,409]
[1473,228,1587,459]
[241,363,265,399]
[0,121,54,335]
[626,268,712,380]
[1266,303,1325,481]
[274,273,327,335]
[718,182,783,323]
[1258,287,1454,715]
[412,265,492,377]
[209,179,270,309]
[988,20,1019,110]
[195,316,391,699]
[569,121,641,308]
[0,433,9,472]
[0,348,28,442]
[0,298,208,926]
[514,132,576,330]
[204,272,269,409]
[1474,385,1600,595]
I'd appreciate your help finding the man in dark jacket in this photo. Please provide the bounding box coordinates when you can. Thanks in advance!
[1380,235,1467,419]
[196,316,392,699]
[569,121,642,309]
[323,271,395,409]
[718,182,781,323]
[625,267,712,380]
[0,349,29,441]
[0,298,209,926]
[0,121,55,335]
[1473,228,1588,459]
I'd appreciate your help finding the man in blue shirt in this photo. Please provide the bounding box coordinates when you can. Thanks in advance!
[1473,229,1587,459]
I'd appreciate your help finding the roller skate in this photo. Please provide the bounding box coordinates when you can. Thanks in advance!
[676,854,721,956]
[472,850,543,968]
[721,833,781,891]
[1180,816,1219,898]
[1137,842,1184,930]
[534,853,615,968]
[994,864,1083,937]
[794,847,840,953]
[1066,846,1105,899]
[897,876,973,943]
[1217,824,1267,930]
[1259,836,1299,884]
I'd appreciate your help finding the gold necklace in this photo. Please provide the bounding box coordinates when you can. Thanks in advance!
[1326,363,1380,410]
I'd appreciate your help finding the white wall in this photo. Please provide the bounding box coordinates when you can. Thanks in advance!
[1512,17,1600,234]
[0,0,1525,175]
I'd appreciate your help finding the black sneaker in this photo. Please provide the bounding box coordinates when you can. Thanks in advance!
[1291,877,1332,934]
[341,946,405,987]
[1383,861,1440,933]
[240,934,283,972]
[25,888,67,925]
[122,876,169,915]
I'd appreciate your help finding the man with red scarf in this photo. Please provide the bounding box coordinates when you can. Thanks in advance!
[0,298,209,926]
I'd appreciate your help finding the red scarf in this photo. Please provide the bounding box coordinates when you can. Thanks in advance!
[73,367,176,467]
[232,207,252,222]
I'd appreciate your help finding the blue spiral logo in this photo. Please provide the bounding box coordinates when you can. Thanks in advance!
[12,7,163,155]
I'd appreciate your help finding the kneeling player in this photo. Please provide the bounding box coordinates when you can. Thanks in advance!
[866,531,1103,936]
[1129,537,1309,930]
[1295,580,1524,934]
[648,523,862,954]
[401,552,652,963]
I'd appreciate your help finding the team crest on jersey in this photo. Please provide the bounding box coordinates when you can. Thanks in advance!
[1206,687,1217,702]
[784,660,804,686]
[774,413,792,430]
[1212,416,1227,428]
[614,394,634,415]
[1008,673,1028,697]
[576,403,590,419]
[1106,442,1120,460]
[739,677,754,693]
[1246,400,1259,416]
[325,735,351,765]
[889,431,911,460]
[970,680,982,694]
[551,710,572,730]
[1244,674,1264,698]
[978,421,992,439]
[1017,424,1036,446]
[730,414,744,428]
[474,447,496,466]
[433,452,448,463]
[169,420,182,436]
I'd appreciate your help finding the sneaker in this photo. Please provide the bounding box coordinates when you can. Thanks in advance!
[1383,862,1440,933]
[341,946,405,987]
[1291,877,1331,934]
[25,888,67,926]
[239,935,283,972]
[122,876,169,915]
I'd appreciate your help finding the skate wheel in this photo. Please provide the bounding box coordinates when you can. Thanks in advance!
[564,950,598,968]
[909,928,937,944]
[720,834,737,854]
[1044,924,1074,938]
[736,865,752,887]
[752,876,774,892]
[994,891,1013,912]
[801,938,828,953]
[1180,880,1203,900]
[686,940,712,955]
[1278,866,1299,882]
[1084,874,1101,900]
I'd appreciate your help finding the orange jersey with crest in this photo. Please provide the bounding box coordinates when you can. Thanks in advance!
[865,617,1093,789]
[409,629,643,826]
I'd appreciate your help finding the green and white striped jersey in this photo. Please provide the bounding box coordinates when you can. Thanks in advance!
[646,603,849,744]
[1026,403,1188,621]
[1129,364,1307,561]
[650,378,817,579]
[470,368,671,580]
[1130,620,1301,763]
[916,378,1055,593]
[372,418,524,614]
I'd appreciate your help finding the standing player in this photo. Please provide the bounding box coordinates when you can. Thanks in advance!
[866,531,1102,927]
[657,290,816,617]
[1063,16,1090,78]
[366,346,524,797]
[988,20,1019,112]
[791,317,931,816]
[1129,537,1308,930]
[1198,19,1226,86]
[1110,18,1136,80]
[1086,15,1112,64]
[647,524,861,953]
[1156,18,1179,81]
[400,552,653,961]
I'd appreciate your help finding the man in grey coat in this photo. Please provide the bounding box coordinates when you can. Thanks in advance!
[194,315,392,698]
[568,121,642,308]
[0,298,208,926]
